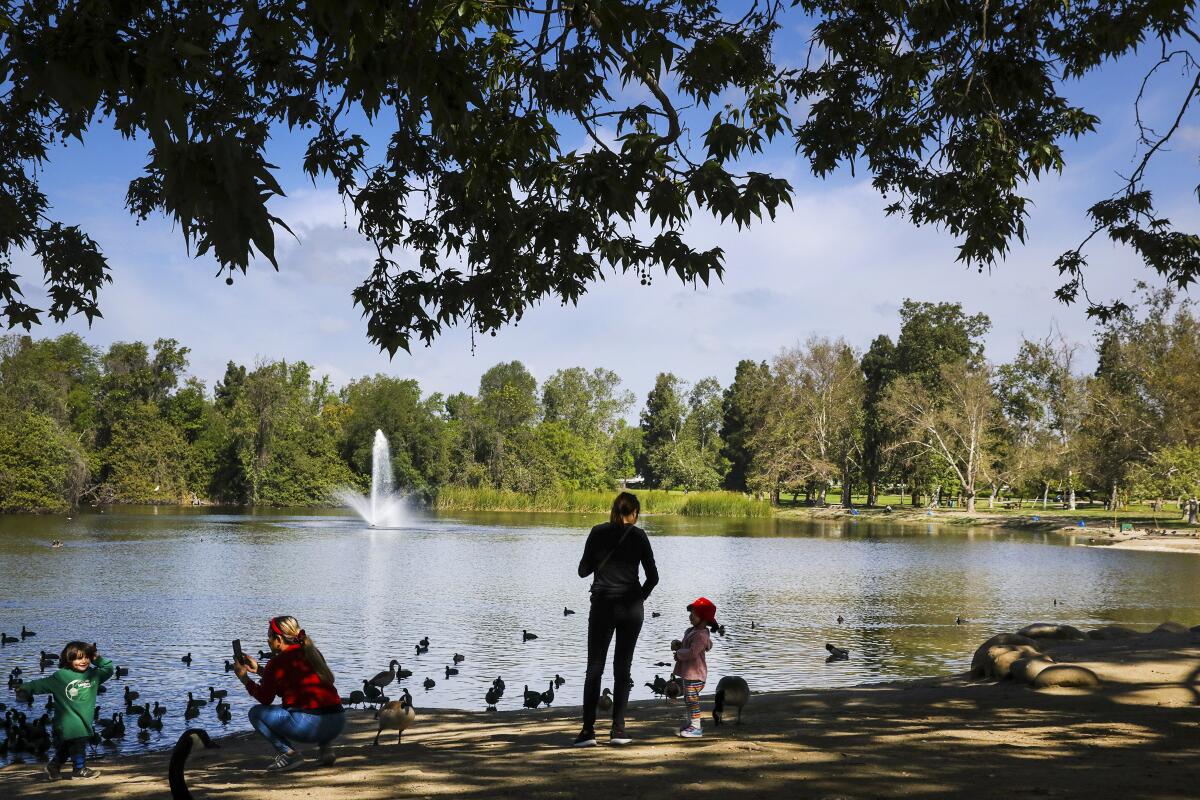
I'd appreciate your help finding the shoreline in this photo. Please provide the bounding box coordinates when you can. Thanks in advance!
[6,629,1200,799]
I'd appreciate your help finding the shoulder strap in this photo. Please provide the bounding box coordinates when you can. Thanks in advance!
[593,524,635,574]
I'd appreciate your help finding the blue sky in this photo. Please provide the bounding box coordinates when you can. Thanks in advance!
[12,11,1200,409]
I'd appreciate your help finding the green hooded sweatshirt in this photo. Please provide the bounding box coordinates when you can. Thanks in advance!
[20,657,115,740]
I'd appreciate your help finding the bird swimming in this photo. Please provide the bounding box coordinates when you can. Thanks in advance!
[825,643,850,661]
[563,607,575,616]
[522,630,538,642]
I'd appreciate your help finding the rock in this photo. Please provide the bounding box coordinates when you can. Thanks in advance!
[1010,656,1056,685]
[991,646,1041,680]
[1033,665,1101,689]
[1087,625,1140,640]
[970,635,1042,679]
[1151,621,1189,635]
[1017,623,1087,641]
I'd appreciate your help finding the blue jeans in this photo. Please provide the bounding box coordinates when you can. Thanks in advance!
[248,705,346,754]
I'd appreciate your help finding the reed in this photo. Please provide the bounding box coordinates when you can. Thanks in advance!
[429,487,772,517]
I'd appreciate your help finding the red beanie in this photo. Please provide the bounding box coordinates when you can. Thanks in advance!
[687,597,718,625]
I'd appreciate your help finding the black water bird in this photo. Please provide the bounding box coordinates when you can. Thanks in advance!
[153,701,167,718]
[522,630,538,642]
[363,680,383,701]
[347,689,366,708]
[837,615,844,624]
[654,661,671,667]
[415,643,428,655]
[554,674,565,688]
[169,728,219,800]
[597,688,613,712]
[223,660,234,672]
[124,686,139,704]
[825,643,850,661]
[651,612,661,618]
[184,704,200,721]
[423,677,435,690]
[713,676,751,725]
[0,633,18,644]
[115,665,129,678]
[208,686,227,701]
[563,607,575,616]
[452,653,465,665]
[492,676,506,694]
[369,660,400,690]
[419,637,430,649]
[485,685,502,708]
[215,702,231,723]
[645,674,667,696]
[20,626,35,640]
[445,665,458,678]
[540,681,555,706]
[522,685,541,709]
[181,652,192,665]
[955,615,964,625]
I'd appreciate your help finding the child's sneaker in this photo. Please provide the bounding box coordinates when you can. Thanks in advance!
[572,727,597,747]
[71,766,101,779]
[609,727,632,746]
[266,750,304,772]
[45,761,62,781]
[677,726,703,738]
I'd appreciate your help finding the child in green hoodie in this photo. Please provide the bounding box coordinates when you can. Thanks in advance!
[17,641,114,780]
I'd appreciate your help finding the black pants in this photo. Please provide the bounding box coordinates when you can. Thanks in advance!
[53,735,87,770]
[582,595,644,730]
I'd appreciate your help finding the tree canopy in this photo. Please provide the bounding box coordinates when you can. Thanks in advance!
[1,1,1197,349]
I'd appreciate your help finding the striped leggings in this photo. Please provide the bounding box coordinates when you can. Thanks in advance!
[683,679,704,728]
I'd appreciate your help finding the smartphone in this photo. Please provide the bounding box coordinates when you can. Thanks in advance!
[232,639,246,665]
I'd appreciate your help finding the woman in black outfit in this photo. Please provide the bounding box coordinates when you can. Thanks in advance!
[574,491,659,747]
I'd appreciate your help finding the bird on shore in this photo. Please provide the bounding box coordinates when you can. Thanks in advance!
[374,695,416,745]
[362,680,383,702]
[540,681,555,706]
[563,607,575,616]
[181,652,192,665]
[825,643,850,661]
[522,630,538,642]
[493,676,506,694]
[645,675,667,696]
[522,685,542,709]
[713,676,750,725]
[169,728,219,800]
[423,677,435,690]
[369,660,400,690]
[664,677,681,700]
[485,685,502,709]
[597,688,613,712]
[445,665,458,678]
[20,626,35,640]
[452,653,465,665]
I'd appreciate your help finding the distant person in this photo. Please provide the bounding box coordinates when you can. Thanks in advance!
[17,641,114,780]
[671,598,718,738]
[233,616,345,771]
[575,491,659,747]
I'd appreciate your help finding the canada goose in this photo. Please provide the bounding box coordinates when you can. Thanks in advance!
[374,696,416,745]
[208,686,227,701]
[369,660,400,689]
[485,685,501,708]
[452,653,465,665]
[0,633,17,644]
[522,630,538,642]
[169,728,219,800]
[20,626,35,640]
[712,676,750,725]
[563,607,575,616]
[825,643,850,661]
[423,677,435,690]
[540,681,555,706]
[597,688,613,712]
[522,685,541,709]
[554,674,566,688]
[445,665,458,678]
[181,652,192,665]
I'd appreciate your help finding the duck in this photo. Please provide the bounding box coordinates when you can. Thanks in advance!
[20,626,35,640]
[374,695,416,745]
[0,633,18,644]
[40,651,56,666]
[397,664,413,680]
[181,652,192,665]
[540,681,555,706]
[137,710,155,730]
[712,676,750,725]
[597,688,613,712]
[124,686,140,704]
[208,686,227,701]
[825,643,850,661]
[257,650,272,662]
[126,703,148,716]
[664,677,681,699]
[168,728,219,800]
[563,607,575,616]
[484,685,502,708]
[554,673,566,688]
[423,677,435,690]
[522,685,541,709]
[115,665,129,677]
[369,660,400,690]
[444,665,458,678]
[522,630,538,642]
[452,653,465,665]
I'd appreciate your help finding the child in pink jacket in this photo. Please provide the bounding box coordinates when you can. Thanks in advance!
[671,597,718,738]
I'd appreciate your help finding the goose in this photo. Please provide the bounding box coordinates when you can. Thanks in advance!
[452,653,465,665]
[422,677,435,690]
[187,692,206,708]
[374,696,416,745]
[20,626,35,640]
[597,688,613,712]
[181,652,192,665]
[369,660,400,690]
[712,676,750,725]
[554,673,566,688]
[522,630,538,642]
[362,680,383,701]
[169,728,219,800]
[0,633,18,644]
[522,686,541,709]
[825,643,850,661]
[444,665,458,678]
[208,687,227,701]
[563,607,575,616]
[540,681,555,706]
[484,685,501,708]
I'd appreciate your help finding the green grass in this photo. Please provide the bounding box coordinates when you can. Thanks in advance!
[429,486,773,517]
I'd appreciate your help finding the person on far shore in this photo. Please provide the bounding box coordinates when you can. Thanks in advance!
[233,615,345,772]
[17,641,114,780]
[671,598,717,738]
[575,491,659,747]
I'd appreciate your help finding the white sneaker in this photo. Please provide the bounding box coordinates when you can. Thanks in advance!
[677,726,703,738]
[267,750,304,772]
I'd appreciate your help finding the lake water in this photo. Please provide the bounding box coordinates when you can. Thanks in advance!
[2,507,1199,764]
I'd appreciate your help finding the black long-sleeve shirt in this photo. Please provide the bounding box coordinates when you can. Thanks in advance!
[578,522,659,600]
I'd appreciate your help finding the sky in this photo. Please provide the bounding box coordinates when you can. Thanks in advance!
[11,10,1200,410]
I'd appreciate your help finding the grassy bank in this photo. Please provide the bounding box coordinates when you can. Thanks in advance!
[429,487,773,517]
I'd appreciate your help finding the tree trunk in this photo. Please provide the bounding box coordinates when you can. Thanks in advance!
[1041,482,1049,509]
[1188,498,1197,525]
[988,484,997,509]
[911,489,919,507]
[841,469,853,507]
[1109,481,1118,512]
[867,480,877,507]
[966,492,976,513]
[1067,484,1076,511]
[817,484,827,506]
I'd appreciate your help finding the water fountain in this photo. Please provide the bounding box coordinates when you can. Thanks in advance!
[337,430,407,527]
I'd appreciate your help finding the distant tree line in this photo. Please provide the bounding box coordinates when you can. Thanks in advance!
[1,288,1199,514]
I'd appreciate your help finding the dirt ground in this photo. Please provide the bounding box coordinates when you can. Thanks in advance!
[4,630,1200,799]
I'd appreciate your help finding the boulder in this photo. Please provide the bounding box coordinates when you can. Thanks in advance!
[969,635,1041,678]
[1010,656,1056,685]
[1151,621,1190,635]
[991,646,1041,680]
[1017,623,1087,641]
[1033,665,1101,689]
[1087,625,1139,640]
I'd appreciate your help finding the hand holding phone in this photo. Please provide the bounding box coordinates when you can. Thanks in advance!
[232,639,246,665]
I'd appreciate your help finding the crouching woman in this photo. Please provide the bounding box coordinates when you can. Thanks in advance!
[233,615,345,771]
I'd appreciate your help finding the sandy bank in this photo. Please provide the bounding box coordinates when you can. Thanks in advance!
[5,631,1200,799]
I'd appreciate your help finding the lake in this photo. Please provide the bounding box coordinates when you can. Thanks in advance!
[2,507,1199,764]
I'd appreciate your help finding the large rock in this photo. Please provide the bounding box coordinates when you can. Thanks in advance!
[970,634,1041,678]
[1010,656,1056,685]
[1017,623,1087,641]
[1087,625,1140,640]
[1033,664,1101,689]
[991,646,1041,680]
[1151,621,1190,635]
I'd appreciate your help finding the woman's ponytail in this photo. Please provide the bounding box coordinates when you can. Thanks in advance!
[610,491,641,528]
[272,616,336,686]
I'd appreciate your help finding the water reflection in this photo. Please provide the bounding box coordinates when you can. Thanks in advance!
[1,507,1199,764]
